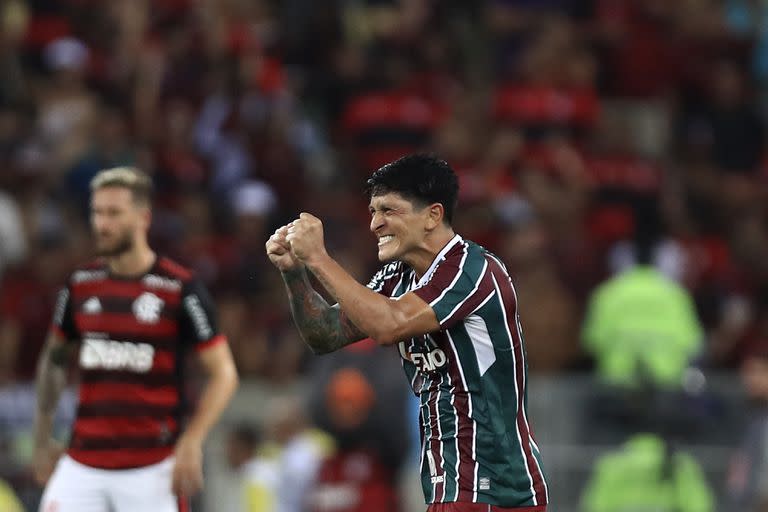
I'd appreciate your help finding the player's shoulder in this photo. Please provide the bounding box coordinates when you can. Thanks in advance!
[68,259,109,284]
[443,236,489,265]
[450,239,512,283]
[155,256,194,282]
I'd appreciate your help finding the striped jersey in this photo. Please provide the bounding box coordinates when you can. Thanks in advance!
[367,235,548,507]
[51,257,226,469]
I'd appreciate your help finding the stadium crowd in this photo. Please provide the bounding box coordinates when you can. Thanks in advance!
[1,0,768,510]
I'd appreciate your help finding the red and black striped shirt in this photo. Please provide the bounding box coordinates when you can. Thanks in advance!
[51,256,226,469]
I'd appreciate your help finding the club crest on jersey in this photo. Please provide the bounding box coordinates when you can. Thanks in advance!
[133,292,164,324]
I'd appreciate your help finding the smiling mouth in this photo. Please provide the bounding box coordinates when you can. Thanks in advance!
[378,235,395,247]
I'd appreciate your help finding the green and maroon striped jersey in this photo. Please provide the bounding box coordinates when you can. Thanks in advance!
[367,235,548,508]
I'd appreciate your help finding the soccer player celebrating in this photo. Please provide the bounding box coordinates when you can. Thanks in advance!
[266,154,548,511]
[33,167,239,511]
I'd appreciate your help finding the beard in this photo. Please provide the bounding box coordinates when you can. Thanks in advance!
[95,231,134,257]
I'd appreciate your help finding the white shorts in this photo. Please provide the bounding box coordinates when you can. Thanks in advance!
[39,455,188,512]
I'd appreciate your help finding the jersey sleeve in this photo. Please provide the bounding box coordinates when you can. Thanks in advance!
[51,284,78,341]
[412,245,492,329]
[179,277,227,351]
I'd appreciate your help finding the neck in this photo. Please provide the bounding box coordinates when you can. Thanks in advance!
[406,227,456,278]
[107,239,156,277]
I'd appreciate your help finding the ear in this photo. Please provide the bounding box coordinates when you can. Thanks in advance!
[139,205,152,231]
[425,203,444,230]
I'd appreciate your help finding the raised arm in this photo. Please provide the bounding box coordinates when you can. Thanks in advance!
[285,214,441,346]
[268,224,366,354]
[281,267,367,354]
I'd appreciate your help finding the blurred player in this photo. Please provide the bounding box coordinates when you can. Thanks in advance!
[33,167,239,512]
[267,154,548,511]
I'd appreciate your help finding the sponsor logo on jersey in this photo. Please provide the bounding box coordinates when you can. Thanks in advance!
[426,450,440,481]
[133,292,164,324]
[80,338,155,372]
[479,477,491,490]
[399,341,448,374]
[82,297,102,314]
[72,270,107,283]
[142,274,181,292]
[183,294,212,339]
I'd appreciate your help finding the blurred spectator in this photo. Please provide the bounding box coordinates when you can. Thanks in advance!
[226,422,260,473]
[226,179,278,294]
[0,189,27,281]
[240,396,332,512]
[309,367,401,512]
[0,235,71,383]
[194,93,254,196]
[224,422,261,511]
[580,432,714,512]
[308,343,411,477]
[37,36,97,175]
[726,351,768,510]
[678,59,764,175]
[582,215,704,390]
[0,383,76,510]
[0,477,24,512]
[2,0,768,508]
[497,196,580,372]
[65,105,137,213]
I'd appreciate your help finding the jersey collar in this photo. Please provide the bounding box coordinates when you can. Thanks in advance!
[416,234,463,287]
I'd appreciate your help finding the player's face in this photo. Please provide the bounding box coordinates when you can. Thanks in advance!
[90,187,145,256]
[369,192,428,262]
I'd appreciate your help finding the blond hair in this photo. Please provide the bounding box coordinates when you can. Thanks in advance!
[90,167,153,205]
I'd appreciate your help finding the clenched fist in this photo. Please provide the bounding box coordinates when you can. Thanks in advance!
[266,225,303,272]
[285,213,328,266]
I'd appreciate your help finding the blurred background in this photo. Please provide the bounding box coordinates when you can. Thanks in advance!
[1,0,768,510]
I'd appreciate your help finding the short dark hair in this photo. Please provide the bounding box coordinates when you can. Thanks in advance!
[365,154,459,224]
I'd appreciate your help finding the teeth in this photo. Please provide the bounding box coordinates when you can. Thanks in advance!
[378,235,394,246]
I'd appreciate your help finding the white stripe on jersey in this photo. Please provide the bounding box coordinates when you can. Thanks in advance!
[417,235,463,287]
[389,273,405,298]
[419,405,428,482]
[464,315,496,376]
[445,359,461,502]
[435,371,446,501]
[446,331,478,503]
[439,259,489,324]
[422,241,470,307]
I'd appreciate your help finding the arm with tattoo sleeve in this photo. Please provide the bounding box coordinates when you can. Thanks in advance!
[282,268,366,354]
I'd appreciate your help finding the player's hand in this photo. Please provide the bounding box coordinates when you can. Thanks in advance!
[285,212,327,266]
[266,225,304,272]
[172,435,204,497]
[32,439,63,486]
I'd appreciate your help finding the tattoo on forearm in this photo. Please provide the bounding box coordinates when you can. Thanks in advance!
[282,269,364,354]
